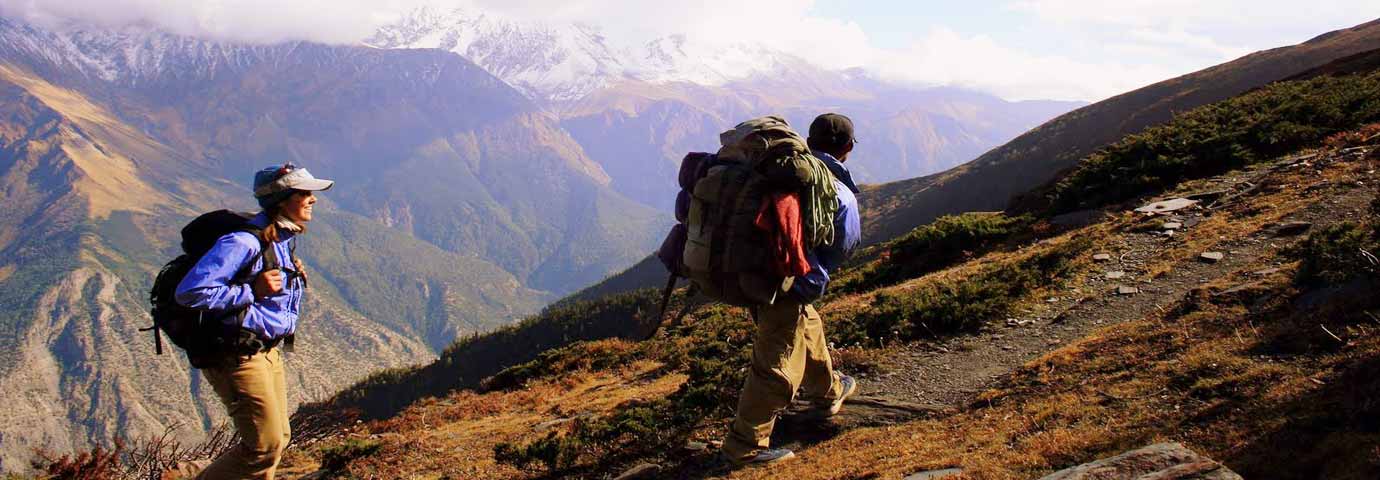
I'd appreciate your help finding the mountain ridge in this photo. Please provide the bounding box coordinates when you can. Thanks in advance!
[862,16,1380,243]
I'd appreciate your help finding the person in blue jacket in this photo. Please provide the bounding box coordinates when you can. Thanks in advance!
[175,163,333,480]
[722,113,863,466]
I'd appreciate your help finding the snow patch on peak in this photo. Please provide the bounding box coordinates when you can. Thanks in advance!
[368,7,806,103]
[0,17,290,86]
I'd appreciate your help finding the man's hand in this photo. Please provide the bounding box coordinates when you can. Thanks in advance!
[253,269,284,299]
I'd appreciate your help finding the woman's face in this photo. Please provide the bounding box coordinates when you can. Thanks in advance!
[281,191,317,223]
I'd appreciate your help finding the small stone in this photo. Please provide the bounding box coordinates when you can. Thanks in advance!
[1117,286,1140,295]
[905,468,964,480]
[1273,221,1313,236]
[683,441,709,452]
[614,463,663,480]
[1200,252,1225,263]
[1106,271,1126,279]
[1162,222,1183,230]
[1163,229,1176,237]
[1093,253,1113,262]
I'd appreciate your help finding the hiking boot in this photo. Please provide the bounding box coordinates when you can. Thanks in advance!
[819,374,858,417]
[727,448,796,466]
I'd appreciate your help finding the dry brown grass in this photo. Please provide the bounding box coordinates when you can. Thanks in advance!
[297,362,686,479]
[729,271,1380,480]
[292,144,1379,480]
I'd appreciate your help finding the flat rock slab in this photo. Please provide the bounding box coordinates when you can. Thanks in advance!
[1117,286,1140,295]
[1199,252,1225,263]
[1273,221,1313,236]
[1093,254,1114,262]
[613,463,663,480]
[1106,271,1127,280]
[1162,222,1184,230]
[1039,443,1242,480]
[1136,198,1199,214]
[904,468,964,479]
[773,394,943,448]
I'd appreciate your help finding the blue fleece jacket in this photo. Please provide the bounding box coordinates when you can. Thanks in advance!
[789,151,861,302]
[174,213,303,340]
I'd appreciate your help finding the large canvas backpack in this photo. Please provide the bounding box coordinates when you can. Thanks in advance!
[145,210,281,368]
[657,116,838,310]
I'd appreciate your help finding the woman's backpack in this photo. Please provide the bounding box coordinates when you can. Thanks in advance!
[145,210,278,368]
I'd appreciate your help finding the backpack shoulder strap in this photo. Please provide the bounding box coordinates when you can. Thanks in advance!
[233,226,276,277]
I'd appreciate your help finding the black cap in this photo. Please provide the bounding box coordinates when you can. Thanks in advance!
[808,113,856,146]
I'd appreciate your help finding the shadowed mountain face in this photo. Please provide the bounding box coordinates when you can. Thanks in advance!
[862,18,1380,243]
[367,8,1087,211]
[0,19,666,469]
[555,77,1084,210]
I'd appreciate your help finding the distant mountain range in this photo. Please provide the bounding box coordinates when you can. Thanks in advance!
[0,10,1087,469]
[368,6,1086,208]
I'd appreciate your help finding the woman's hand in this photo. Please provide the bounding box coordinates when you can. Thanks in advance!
[253,269,284,299]
[292,258,309,285]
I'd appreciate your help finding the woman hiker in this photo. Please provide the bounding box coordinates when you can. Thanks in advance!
[175,163,334,479]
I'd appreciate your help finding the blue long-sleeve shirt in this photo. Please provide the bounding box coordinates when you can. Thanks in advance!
[790,152,861,302]
[174,213,303,340]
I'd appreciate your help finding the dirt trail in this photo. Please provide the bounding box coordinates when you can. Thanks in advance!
[853,153,1377,410]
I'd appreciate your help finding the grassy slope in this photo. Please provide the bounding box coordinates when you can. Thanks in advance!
[270,67,1380,479]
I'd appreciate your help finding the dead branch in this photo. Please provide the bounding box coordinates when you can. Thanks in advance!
[1360,248,1378,268]
[1321,324,1347,344]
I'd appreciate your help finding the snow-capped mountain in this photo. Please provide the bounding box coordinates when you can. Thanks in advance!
[0,17,291,86]
[366,6,808,102]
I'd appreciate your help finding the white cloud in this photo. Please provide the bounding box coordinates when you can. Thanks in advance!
[0,0,1375,101]
[873,28,1180,101]
[0,0,434,44]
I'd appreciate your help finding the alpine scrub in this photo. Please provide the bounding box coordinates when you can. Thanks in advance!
[1042,72,1380,214]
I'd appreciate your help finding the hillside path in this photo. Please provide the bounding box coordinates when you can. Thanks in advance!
[853,155,1376,410]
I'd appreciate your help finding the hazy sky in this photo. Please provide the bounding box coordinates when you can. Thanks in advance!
[2,0,1377,101]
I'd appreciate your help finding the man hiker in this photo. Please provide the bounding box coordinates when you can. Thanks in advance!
[175,164,333,479]
[722,113,863,465]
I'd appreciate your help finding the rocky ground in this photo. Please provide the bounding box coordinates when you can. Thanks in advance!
[856,148,1376,414]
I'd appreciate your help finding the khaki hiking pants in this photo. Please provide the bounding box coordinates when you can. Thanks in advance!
[196,348,290,480]
[723,297,844,461]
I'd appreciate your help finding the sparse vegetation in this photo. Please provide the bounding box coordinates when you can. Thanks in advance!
[318,439,382,472]
[834,236,1089,347]
[1294,222,1379,286]
[833,213,1032,295]
[312,288,661,421]
[1041,73,1380,214]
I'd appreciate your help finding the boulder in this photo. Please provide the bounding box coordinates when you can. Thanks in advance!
[1039,443,1242,480]
[1199,252,1225,263]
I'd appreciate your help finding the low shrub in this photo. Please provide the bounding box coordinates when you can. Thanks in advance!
[834,237,1090,347]
[1294,223,1379,286]
[318,438,381,472]
[1044,73,1380,214]
[834,213,1032,294]
[482,339,640,392]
